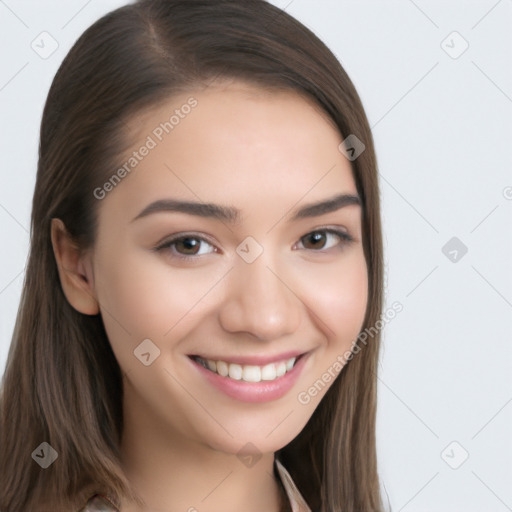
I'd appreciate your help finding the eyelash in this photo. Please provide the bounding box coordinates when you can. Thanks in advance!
[154,228,355,261]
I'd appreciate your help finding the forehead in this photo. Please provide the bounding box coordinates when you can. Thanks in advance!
[100,82,357,220]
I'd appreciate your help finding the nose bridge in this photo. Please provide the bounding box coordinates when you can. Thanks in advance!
[218,247,302,340]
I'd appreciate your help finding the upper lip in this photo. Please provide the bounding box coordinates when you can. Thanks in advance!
[189,350,308,366]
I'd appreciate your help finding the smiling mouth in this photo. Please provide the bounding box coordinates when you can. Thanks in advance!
[190,355,303,383]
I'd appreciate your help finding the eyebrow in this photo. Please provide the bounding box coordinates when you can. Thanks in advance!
[131,193,361,224]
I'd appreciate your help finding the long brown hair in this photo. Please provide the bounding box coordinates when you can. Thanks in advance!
[0,1,384,510]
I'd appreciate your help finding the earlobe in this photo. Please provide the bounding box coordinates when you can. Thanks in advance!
[50,218,100,316]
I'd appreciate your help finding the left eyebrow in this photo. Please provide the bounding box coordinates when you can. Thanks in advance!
[289,193,361,221]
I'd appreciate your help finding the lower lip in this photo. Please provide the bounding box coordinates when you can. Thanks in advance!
[189,354,309,403]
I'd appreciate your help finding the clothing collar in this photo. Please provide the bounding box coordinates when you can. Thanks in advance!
[275,458,312,512]
[80,459,311,512]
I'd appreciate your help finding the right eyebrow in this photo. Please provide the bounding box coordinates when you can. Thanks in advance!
[131,199,240,224]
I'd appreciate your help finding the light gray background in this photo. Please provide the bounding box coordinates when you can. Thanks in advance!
[1,1,511,510]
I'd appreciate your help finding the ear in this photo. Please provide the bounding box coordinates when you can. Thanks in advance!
[50,218,99,315]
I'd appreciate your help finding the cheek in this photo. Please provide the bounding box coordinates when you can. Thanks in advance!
[298,252,368,345]
[93,250,227,352]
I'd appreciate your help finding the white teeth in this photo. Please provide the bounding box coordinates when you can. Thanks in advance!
[286,357,296,371]
[216,360,229,377]
[196,356,298,382]
[276,362,287,377]
[228,363,243,380]
[261,363,276,381]
[242,365,261,382]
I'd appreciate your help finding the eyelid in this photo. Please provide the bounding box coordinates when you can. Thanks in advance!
[155,231,217,248]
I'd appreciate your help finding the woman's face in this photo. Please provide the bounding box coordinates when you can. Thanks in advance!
[90,81,368,455]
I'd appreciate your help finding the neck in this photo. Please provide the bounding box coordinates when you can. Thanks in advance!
[117,389,286,512]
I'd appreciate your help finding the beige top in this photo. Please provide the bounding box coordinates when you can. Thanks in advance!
[78,459,311,512]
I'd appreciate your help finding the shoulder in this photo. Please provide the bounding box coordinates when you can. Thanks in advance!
[78,494,119,512]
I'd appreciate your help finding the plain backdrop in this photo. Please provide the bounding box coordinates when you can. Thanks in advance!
[1,1,511,510]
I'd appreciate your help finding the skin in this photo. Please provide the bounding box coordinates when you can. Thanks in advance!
[51,80,368,512]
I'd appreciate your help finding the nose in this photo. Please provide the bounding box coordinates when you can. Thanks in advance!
[218,253,302,341]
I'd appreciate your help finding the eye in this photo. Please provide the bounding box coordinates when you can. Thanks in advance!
[154,233,217,260]
[296,228,354,251]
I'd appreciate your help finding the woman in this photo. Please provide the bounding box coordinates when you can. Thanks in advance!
[0,1,385,511]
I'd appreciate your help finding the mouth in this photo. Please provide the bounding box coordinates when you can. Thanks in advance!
[189,354,304,383]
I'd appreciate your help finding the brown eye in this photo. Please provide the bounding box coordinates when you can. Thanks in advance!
[302,231,328,249]
[155,234,217,259]
[297,229,353,251]
[174,237,201,255]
